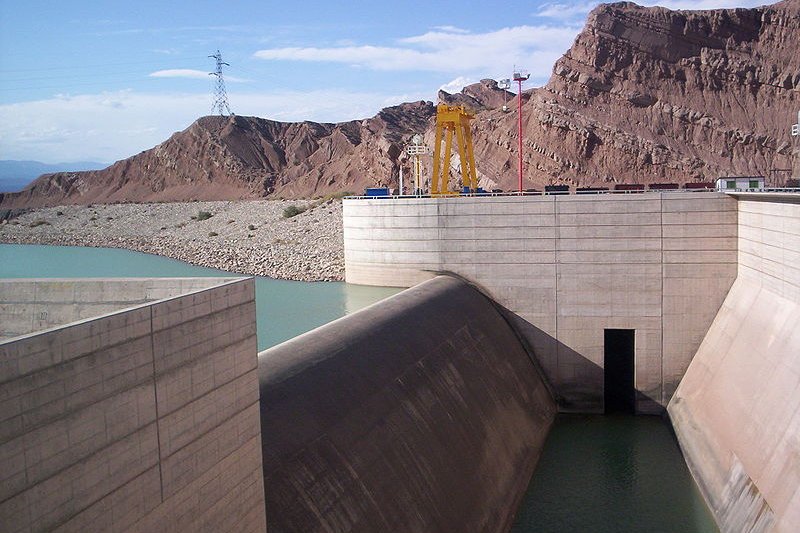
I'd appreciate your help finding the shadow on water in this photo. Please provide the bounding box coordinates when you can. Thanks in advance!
[510,414,718,533]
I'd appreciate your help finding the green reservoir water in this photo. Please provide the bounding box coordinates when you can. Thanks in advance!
[1,244,716,531]
[0,244,400,350]
[512,414,717,533]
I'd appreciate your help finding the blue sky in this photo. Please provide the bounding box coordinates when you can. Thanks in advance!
[0,0,768,163]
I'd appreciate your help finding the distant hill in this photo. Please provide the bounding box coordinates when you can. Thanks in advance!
[0,160,107,193]
[1,0,798,207]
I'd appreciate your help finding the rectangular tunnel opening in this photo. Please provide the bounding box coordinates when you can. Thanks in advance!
[604,329,635,414]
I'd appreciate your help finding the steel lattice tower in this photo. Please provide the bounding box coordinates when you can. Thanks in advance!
[208,50,232,116]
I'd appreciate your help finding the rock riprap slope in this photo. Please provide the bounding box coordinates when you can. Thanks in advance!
[0,200,344,281]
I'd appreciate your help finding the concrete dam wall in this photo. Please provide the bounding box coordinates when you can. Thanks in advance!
[0,277,233,341]
[669,194,800,533]
[344,192,738,413]
[0,277,266,533]
[258,275,556,533]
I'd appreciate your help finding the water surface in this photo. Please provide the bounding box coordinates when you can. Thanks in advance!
[512,414,717,533]
[0,244,400,350]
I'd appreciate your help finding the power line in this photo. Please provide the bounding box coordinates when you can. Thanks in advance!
[208,50,232,116]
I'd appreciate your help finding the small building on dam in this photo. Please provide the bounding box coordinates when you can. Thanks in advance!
[1,190,798,532]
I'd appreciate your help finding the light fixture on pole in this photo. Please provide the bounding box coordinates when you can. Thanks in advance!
[406,133,428,195]
[513,68,530,193]
[498,78,511,112]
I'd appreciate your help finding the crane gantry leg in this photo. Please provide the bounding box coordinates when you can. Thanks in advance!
[431,104,478,196]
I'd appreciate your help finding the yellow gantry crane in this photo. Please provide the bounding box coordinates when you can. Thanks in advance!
[431,104,478,195]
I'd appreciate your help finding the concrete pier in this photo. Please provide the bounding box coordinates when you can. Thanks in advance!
[0,277,266,533]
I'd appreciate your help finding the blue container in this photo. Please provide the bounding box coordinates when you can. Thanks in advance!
[364,187,390,197]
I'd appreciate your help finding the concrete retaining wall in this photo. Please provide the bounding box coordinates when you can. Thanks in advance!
[0,277,266,533]
[344,193,738,412]
[0,278,231,341]
[669,194,800,533]
[258,275,556,533]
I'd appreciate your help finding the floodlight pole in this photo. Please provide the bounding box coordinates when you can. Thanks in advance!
[406,133,427,195]
[498,78,511,112]
[513,69,530,193]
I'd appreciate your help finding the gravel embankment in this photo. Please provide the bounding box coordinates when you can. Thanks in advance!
[0,200,345,281]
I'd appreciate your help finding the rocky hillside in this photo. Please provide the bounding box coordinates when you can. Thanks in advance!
[1,101,436,207]
[505,0,799,189]
[2,0,798,207]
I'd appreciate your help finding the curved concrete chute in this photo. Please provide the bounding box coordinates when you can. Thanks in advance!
[258,275,556,533]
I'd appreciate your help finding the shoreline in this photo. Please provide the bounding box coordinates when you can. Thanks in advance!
[0,200,345,282]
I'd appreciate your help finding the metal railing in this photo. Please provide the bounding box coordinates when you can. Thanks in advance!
[346,186,799,200]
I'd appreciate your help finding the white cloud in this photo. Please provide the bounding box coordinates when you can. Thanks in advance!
[149,69,210,80]
[439,76,479,94]
[431,25,470,34]
[151,48,182,55]
[149,69,250,83]
[536,2,598,19]
[0,89,428,163]
[254,24,582,82]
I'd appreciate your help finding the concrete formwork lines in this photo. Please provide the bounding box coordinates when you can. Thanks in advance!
[343,192,740,413]
[0,338,156,446]
[0,277,265,533]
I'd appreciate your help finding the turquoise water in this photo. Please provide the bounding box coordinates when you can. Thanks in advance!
[0,244,400,350]
[512,414,718,533]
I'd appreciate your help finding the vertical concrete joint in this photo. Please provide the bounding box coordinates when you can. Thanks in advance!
[149,305,165,503]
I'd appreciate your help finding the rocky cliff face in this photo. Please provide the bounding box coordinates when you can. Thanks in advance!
[3,0,798,207]
[543,0,798,187]
[470,0,800,190]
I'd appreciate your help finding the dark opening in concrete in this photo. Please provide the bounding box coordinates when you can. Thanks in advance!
[604,329,635,413]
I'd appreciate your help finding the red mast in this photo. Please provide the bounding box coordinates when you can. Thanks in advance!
[513,69,530,193]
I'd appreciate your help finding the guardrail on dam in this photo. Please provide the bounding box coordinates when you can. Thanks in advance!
[258,275,556,533]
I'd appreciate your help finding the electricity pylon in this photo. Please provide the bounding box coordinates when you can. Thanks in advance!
[209,50,232,116]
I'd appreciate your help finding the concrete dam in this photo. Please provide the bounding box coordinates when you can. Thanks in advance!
[1,190,798,532]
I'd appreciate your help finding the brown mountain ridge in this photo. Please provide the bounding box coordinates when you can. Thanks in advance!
[2,0,798,207]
